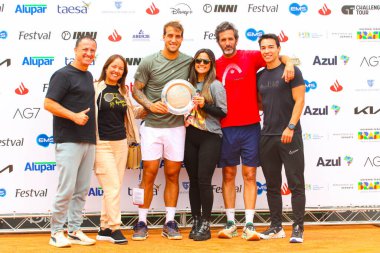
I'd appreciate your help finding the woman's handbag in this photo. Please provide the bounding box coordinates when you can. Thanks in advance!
[127,143,142,169]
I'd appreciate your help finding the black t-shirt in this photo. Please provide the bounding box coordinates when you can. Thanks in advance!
[257,63,305,135]
[46,64,96,144]
[97,84,127,141]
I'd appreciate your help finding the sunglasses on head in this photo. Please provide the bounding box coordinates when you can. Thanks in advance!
[195,58,211,64]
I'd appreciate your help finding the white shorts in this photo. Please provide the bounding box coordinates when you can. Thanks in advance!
[140,123,185,162]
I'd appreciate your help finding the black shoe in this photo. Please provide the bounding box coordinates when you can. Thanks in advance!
[96,228,112,241]
[189,216,201,239]
[193,220,211,241]
[289,225,304,243]
[110,229,128,244]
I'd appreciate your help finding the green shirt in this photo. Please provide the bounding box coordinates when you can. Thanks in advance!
[134,51,192,128]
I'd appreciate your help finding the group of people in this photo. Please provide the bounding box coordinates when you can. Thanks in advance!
[44,20,306,248]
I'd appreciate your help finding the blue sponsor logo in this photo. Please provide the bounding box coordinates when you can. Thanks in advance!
[246,28,264,41]
[257,182,267,195]
[305,80,317,92]
[15,4,47,15]
[36,134,54,147]
[0,188,6,197]
[88,187,103,196]
[57,5,88,14]
[0,30,7,39]
[115,1,122,9]
[289,3,308,16]
[25,162,56,173]
[22,56,54,67]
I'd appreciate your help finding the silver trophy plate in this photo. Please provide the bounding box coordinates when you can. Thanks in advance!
[161,79,196,115]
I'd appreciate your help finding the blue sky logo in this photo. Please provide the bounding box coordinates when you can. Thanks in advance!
[0,30,7,39]
[36,134,54,147]
[0,188,6,197]
[289,3,308,16]
[305,80,317,92]
[246,28,264,41]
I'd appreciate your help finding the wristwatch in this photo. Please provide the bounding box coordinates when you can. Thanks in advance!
[288,123,296,130]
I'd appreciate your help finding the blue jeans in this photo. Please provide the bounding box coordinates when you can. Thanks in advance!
[51,143,95,234]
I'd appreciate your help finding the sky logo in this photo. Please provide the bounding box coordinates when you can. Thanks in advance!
[289,3,308,16]
[246,28,264,41]
[36,134,54,147]
[305,80,317,92]
[0,30,7,39]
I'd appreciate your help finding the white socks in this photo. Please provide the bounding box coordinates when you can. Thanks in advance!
[245,209,255,224]
[138,208,149,223]
[226,208,235,222]
[165,207,176,223]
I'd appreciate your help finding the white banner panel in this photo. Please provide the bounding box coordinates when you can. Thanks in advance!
[0,0,379,214]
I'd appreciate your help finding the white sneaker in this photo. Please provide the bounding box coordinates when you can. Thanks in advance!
[67,230,96,246]
[49,231,71,248]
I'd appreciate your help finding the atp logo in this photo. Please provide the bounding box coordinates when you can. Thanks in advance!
[289,3,308,16]
[331,105,340,115]
[318,4,331,15]
[15,82,29,95]
[278,30,288,42]
[108,29,122,42]
[146,2,159,15]
[330,80,343,92]
[246,28,264,41]
[304,80,317,93]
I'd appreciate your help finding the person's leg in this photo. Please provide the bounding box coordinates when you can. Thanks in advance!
[259,135,286,240]
[217,127,241,239]
[50,143,85,248]
[67,143,95,233]
[95,140,128,231]
[239,124,261,241]
[51,143,86,234]
[193,131,221,241]
[197,132,221,221]
[161,126,185,240]
[184,126,201,218]
[280,134,305,243]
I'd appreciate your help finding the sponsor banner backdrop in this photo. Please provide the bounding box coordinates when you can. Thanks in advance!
[0,0,379,214]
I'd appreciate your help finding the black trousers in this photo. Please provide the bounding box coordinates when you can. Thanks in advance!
[259,134,306,228]
[184,125,222,221]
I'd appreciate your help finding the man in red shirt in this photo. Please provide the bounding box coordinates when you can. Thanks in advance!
[214,21,294,241]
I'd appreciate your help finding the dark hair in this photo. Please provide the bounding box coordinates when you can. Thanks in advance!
[215,21,239,42]
[163,20,184,37]
[189,48,216,105]
[258,33,280,47]
[97,54,128,94]
[75,35,97,48]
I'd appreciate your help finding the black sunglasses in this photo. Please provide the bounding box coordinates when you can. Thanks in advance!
[195,58,211,64]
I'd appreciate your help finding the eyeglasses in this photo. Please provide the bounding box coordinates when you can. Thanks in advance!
[195,58,211,65]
